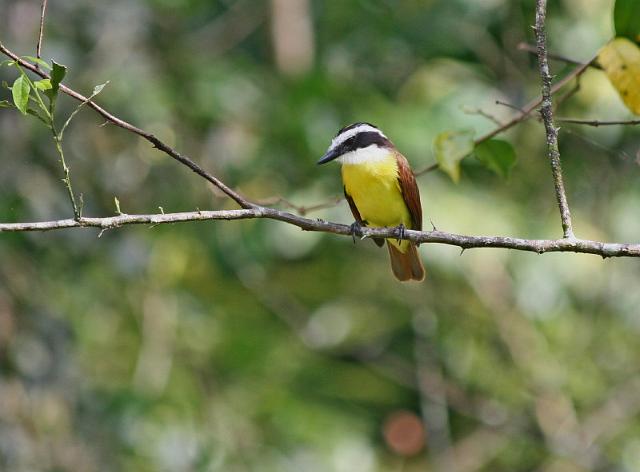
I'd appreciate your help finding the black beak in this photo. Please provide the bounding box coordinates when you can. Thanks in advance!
[317,148,340,165]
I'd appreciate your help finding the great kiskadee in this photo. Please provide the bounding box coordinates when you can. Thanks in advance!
[318,122,425,282]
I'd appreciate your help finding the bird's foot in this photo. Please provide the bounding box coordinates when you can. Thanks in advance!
[350,220,365,244]
[395,223,406,243]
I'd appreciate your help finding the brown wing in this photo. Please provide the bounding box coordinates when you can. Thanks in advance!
[395,150,422,231]
[344,187,384,248]
[344,187,363,225]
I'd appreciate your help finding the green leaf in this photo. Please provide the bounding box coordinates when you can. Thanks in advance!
[0,100,12,108]
[22,56,52,70]
[11,75,30,115]
[475,139,517,179]
[93,82,108,95]
[0,60,15,68]
[50,61,67,90]
[433,129,475,183]
[614,0,640,43]
[44,61,67,103]
[34,79,52,91]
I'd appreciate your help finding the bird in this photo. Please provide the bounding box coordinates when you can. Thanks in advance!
[317,122,425,281]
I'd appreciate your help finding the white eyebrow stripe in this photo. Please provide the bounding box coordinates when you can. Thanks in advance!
[329,124,387,151]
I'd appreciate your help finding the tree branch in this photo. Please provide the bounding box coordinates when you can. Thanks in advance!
[534,0,575,239]
[474,59,591,146]
[36,0,48,66]
[413,59,591,178]
[1,209,639,258]
[0,210,260,232]
[0,42,254,210]
[557,117,640,127]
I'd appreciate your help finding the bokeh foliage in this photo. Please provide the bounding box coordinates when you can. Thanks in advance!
[1,0,640,471]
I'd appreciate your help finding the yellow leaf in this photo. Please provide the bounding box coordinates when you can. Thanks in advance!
[598,38,640,115]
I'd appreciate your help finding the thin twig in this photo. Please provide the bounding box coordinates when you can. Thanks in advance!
[557,117,640,127]
[416,58,593,177]
[554,74,582,110]
[517,41,601,69]
[495,100,528,115]
[256,195,345,216]
[563,127,632,163]
[52,135,80,218]
[49,84,109,220]
[414,162,440,177]
[0,42,254,210]
[59,82,108,140]
[534,0,575,239]
[36,0,48,67]
[1,209,640,258]
[463,106,503,126]
[475,59,591,145]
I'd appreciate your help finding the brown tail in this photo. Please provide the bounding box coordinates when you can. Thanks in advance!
[387,242,425,282]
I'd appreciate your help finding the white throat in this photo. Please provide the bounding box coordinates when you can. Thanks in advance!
[337,145,391,165]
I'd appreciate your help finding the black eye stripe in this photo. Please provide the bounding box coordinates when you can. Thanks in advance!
[339,131,391,153]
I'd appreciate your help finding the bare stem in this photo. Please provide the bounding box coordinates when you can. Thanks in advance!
[36,0,48,66]
[414,163,440,177]
[534,0,575,239]
[53,135,80,219]
[557,117,640,127]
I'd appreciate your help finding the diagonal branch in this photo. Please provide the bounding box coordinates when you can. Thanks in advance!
[1,209,640,258]
[0,42,254,210]
[534,0,575,239]
[474,59,591,147]
[413,60,591,177]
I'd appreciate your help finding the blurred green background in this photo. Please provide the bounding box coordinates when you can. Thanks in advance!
[1,0,640,470]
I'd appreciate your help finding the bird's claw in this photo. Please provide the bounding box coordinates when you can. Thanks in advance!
[395,223,406,243]
[350,221,364,244]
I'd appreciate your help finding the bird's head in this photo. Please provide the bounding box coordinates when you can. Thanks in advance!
[317,122,392,165]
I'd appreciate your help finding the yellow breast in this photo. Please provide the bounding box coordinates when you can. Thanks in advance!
[341,154,412,251]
